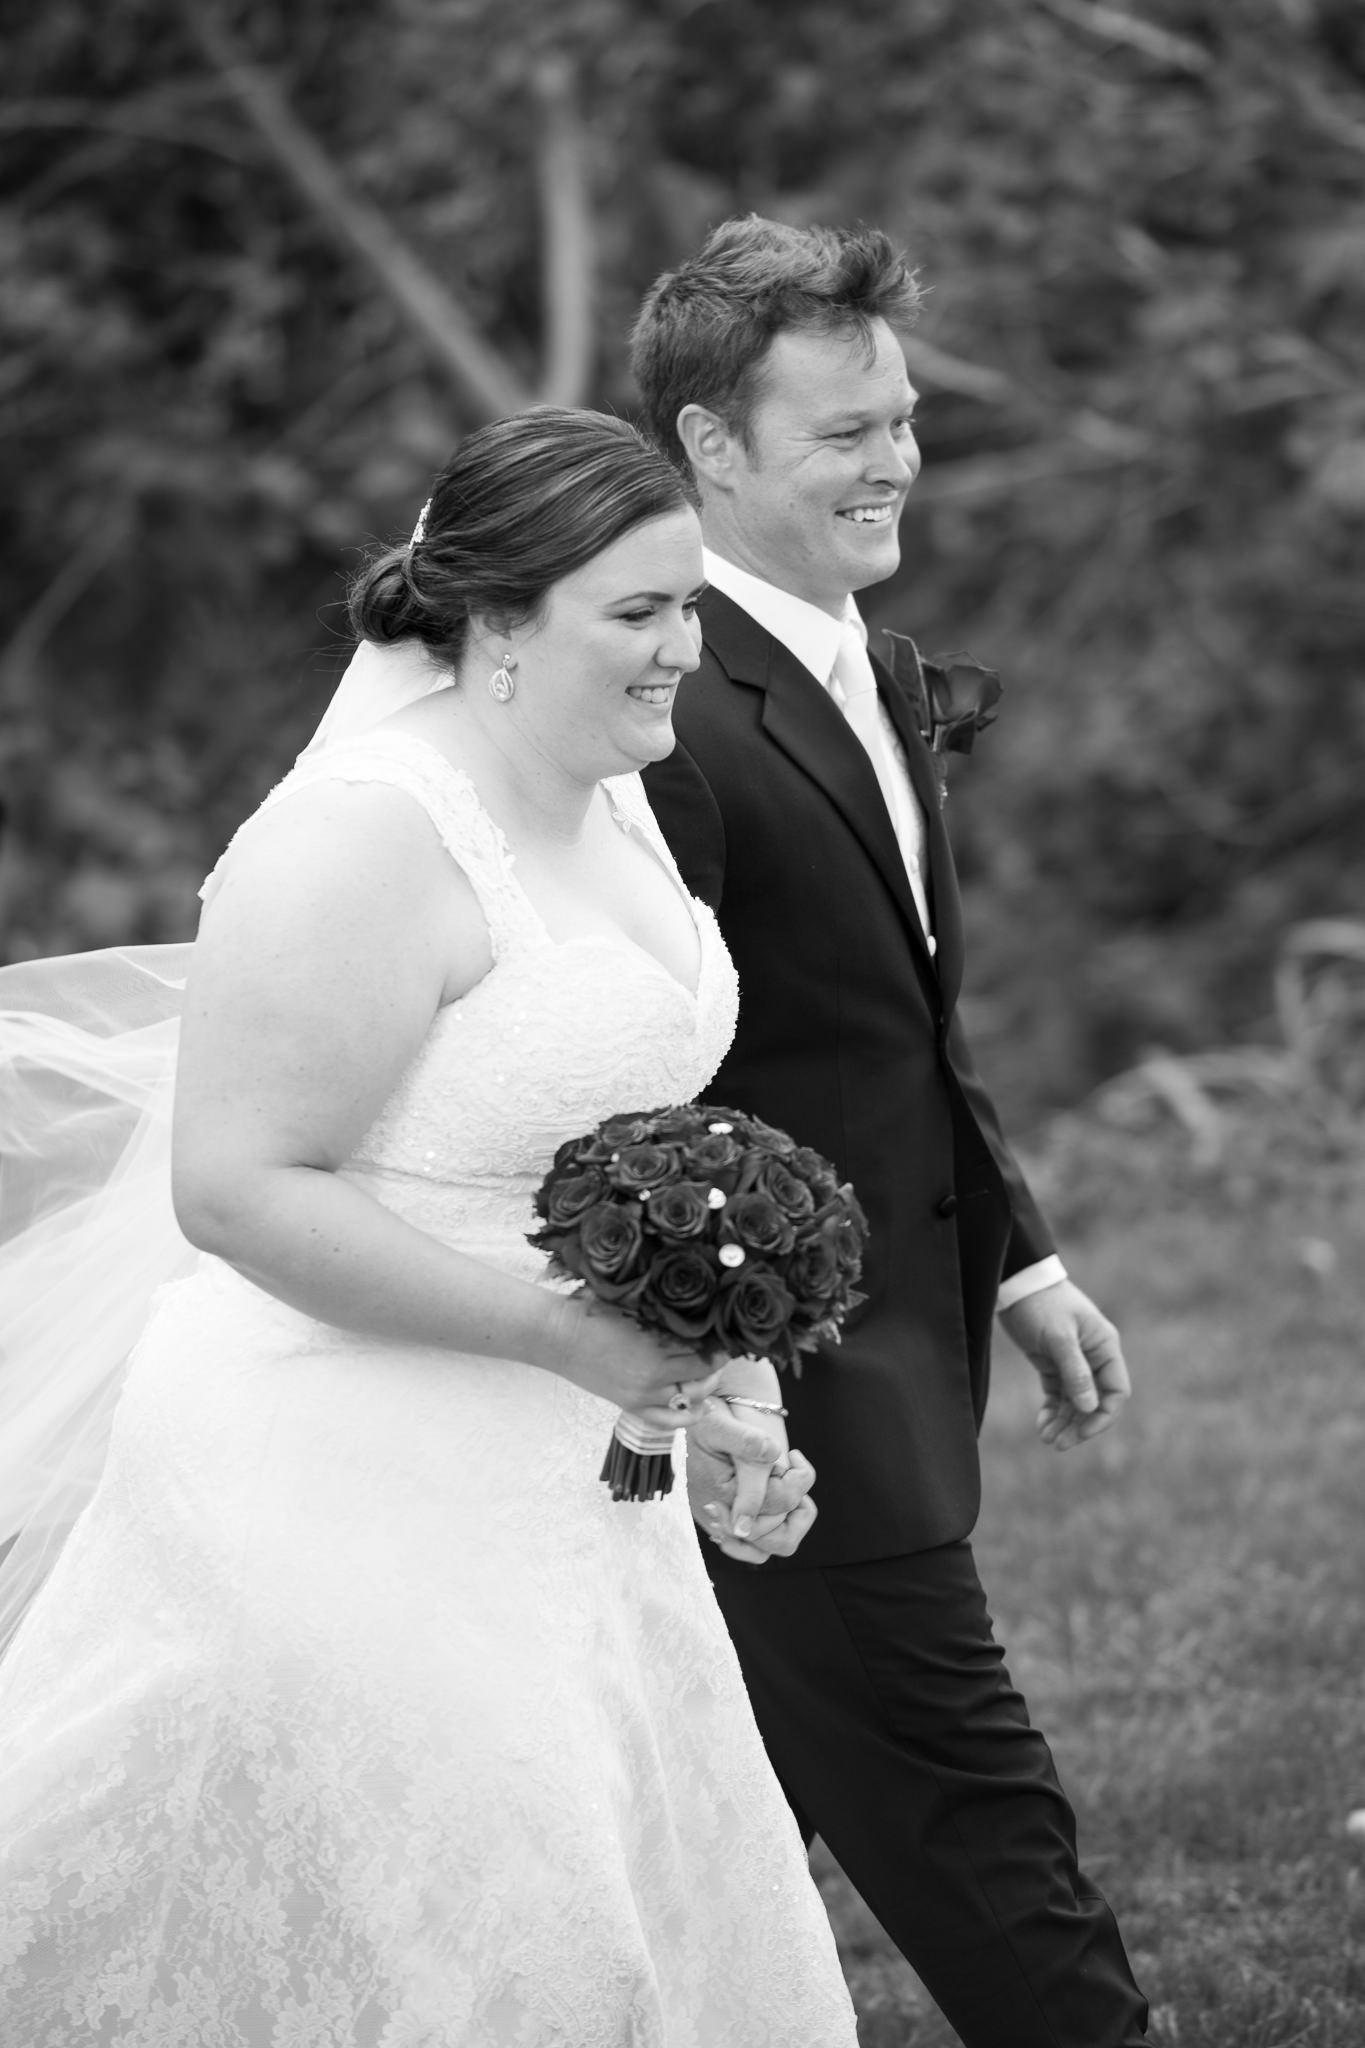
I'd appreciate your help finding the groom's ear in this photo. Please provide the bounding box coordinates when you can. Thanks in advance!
[676,404,739,488]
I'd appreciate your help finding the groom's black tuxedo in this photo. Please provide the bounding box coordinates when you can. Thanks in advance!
[642,586,1148,2048]
[645,587,1056,1569]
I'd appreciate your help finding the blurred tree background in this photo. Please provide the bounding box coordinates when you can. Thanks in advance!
[2,0,1362,1128]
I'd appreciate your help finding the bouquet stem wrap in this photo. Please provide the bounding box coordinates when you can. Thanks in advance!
[529,1104,867,1503]
[599,1412,680,1503]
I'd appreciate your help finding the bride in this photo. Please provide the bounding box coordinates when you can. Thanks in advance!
[0,408,857,2046]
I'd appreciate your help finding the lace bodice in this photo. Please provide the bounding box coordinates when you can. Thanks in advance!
[230,732,739,1260]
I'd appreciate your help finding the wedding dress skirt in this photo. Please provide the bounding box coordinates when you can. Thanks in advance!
[0,736,857,2047]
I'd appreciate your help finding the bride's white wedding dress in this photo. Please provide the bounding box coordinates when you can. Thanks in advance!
[0,734,857,2047]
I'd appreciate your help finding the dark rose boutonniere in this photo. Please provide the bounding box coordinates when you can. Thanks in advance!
[882,628,1002,806]
[528,1103,868,1501]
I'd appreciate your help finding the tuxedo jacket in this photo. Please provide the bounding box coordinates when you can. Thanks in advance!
[642,588,1055,1568]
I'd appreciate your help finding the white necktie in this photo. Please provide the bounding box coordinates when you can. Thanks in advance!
[829,616,934,946]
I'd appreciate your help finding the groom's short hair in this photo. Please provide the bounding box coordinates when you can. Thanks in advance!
[630,215,921,473]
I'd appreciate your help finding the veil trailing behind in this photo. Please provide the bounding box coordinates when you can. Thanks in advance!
[0,636,447,1654]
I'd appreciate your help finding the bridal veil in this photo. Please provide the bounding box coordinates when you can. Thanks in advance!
[0,634,443,1651]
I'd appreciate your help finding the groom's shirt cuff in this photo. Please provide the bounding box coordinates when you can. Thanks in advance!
[996,1255,1068,1312]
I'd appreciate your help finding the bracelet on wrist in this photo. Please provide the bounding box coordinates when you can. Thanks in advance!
[719,1394,789,1417]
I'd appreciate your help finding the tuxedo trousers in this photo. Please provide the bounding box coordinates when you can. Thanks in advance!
[707,1540,1148,2048]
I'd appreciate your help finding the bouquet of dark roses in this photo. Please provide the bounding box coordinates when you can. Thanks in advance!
[528,1103,868,1501]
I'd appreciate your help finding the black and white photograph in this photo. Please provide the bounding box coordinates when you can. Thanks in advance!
[2,4,1363,2043]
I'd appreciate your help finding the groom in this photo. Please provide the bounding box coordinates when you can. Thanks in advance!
[634,218,1148,2046]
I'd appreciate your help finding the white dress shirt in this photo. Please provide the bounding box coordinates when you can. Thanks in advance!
[701,549,1065,1312]
[829,610,935,943]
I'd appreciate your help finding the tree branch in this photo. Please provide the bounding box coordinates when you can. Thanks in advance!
[179,1,531,422]
[0,91,256,163]
[1034,0,1212,75]
[1040,0,1365,158]
[1276,58,1365,160]
[904,438,1147,506]
[533,56,595,407]
[0,517,129,703]
[900,335,1014,404]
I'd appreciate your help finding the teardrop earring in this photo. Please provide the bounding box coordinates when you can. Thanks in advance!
[488,653,517,703]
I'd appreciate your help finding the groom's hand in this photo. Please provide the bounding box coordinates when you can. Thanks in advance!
[999,1279,1132,1450]
[686,1401,817,1563]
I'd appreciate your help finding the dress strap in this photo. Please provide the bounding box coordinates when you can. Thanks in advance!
[603,772,691,887]
[203,733,542,960]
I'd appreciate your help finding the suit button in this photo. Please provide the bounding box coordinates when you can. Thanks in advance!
[936,1193,959,1219]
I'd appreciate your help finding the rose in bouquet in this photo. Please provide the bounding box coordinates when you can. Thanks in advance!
[527,1103,868,1501]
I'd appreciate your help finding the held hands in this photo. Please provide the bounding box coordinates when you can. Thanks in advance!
[685,1359,817,1564]
[548,1301,816,1549]
[998,1278,1132,1450]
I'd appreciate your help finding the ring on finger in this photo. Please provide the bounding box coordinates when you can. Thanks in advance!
[668,1383,691,1414]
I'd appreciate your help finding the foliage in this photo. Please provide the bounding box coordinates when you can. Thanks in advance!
[1,0,1362,1120]
[1018,915,1365,1241]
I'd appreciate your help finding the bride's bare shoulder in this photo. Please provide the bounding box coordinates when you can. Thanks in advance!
[195,768,493,1004]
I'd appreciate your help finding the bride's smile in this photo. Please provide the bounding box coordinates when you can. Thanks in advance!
[626,675,682,707]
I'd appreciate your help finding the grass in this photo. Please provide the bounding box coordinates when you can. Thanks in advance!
[813,1137,1365,2046]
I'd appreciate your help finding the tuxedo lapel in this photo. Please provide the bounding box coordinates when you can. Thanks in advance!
[699,590,943,992]
[871,645,965,1016]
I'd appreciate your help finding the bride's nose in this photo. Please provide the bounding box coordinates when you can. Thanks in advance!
[661,613,702,675]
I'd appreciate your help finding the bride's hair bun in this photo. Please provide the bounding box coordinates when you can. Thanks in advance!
[347,407,692,672]
[348,548,462,651]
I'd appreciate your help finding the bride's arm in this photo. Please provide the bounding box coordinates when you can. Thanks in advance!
[172,781,709,1424]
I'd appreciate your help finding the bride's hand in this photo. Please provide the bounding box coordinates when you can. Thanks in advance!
[548,1294,721,1429]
